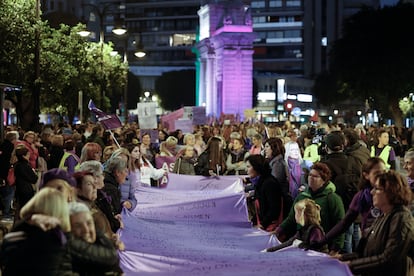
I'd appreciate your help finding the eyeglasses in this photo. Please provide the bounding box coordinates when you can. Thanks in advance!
[308,174,321,179]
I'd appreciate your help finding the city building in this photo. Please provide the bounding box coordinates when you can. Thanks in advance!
[41,0,381,119]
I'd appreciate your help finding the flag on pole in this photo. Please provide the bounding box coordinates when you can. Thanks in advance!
[88,99,122,130]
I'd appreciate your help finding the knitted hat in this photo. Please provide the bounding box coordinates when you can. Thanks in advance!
[40,168,77,189]
[324,132,345,151]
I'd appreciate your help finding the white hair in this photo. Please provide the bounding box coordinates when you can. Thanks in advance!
[68,201,90,216]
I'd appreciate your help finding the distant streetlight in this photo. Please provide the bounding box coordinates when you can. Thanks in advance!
[134,32,146,58]
[80,2,115,110]
[333,109,339,115]
[112,23,145,124]
[357,110,362,116]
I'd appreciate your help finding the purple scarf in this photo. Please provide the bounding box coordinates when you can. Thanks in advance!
[287,157,301,199]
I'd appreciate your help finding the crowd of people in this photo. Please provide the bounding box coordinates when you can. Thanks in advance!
[0,119,413,275]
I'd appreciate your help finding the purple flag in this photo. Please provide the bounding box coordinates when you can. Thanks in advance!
[88,99,122,130]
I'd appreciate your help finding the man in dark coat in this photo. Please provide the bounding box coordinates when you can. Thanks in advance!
[321,131,361,253]
[343,128,370,172]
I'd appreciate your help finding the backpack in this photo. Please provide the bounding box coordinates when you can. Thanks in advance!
[327,156,359,211]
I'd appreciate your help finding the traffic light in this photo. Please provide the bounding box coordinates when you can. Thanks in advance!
[285,102,293,112]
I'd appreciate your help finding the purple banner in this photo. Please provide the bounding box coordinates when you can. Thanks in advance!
[129,186,248,223]
[88,100,122,130]
[155,156,177,187]
[119,174,352,276]
[165,174,243,192]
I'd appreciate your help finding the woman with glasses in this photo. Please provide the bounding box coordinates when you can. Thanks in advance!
[339,170,414,275]
[315,157,387,251]
[274,162,345,253]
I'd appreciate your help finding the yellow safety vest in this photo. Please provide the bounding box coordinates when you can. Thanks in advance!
[370,145,391,169]
[59,151,81,171]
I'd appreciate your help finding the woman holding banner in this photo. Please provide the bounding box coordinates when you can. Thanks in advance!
[339,170,414,275]
[245,154,283,231]
[127,143,166,187]
[195,136,226,177]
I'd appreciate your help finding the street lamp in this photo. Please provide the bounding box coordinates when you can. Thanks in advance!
[112,24,146,124]
[80,2,116,110]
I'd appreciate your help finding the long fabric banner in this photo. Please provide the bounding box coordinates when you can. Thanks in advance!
[119,175,352,275]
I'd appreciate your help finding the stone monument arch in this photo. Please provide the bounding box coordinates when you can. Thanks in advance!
[196,0,255,119]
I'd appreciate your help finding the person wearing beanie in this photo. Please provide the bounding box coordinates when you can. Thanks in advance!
[40,168,77,202]
[320,131,361,253]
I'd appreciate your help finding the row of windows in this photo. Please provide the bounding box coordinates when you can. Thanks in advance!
[254,45,303,59]
[253,15,302,23]
[126,6,198,18]
[127,19,198,32]
[141,33,196,47]
[251,0,302,8]
[256,30,301,39]
[136,49,195,62]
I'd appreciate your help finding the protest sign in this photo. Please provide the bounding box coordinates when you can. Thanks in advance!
[138,102,157,129]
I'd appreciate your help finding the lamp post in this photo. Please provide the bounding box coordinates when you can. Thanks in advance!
[80,2,114,110]
[112,31,146,124]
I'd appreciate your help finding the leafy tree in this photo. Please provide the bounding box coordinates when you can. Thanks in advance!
[0,0,127,128]
[40,24,127,122]
[313,3,414,126]
[0,0,39,129]
[155,70,196,111]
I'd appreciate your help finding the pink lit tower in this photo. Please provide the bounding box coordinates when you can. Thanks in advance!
[195,0,255,119]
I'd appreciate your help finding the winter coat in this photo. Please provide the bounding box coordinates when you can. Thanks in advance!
[95,189,121,233]
[14,159,38,207]
[225,149,249,175]
[0,221,73,275]
[321,152,361,210]
[69,232,122,275]
[279,181,345,251]
[269,154,290,198]
[173,156,196,175]
[16,140,38,169]
[103,172,122,215]
[120,170,139,210]
[47,145,65,170]
[345,142,370,171]
[255,174,283,230]
[195,151,226,176]
[0,139,14,181]
[77,196,115,240]
[346,205,414,276]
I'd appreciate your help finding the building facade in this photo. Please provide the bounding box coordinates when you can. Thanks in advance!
[41,0,381,117]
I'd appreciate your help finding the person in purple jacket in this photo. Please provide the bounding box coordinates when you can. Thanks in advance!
[315,157,387,250]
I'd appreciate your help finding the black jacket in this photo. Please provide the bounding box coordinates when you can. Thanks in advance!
[95,189,121,233]
[0,139,14,180]
[103,172,122,215]
[69,231,122,275]
[14,159,38,207]
[345,205,414,276]
[255,174,283,229]
[0,222,73,276]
